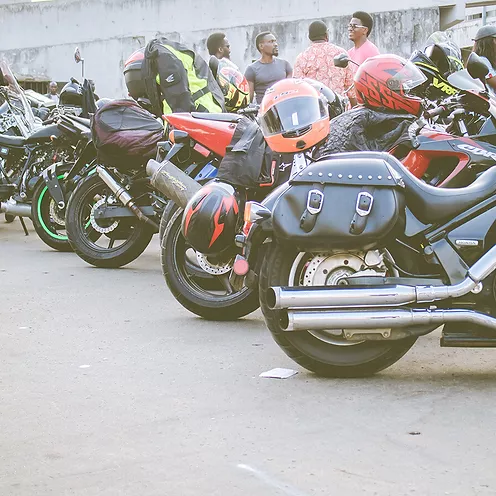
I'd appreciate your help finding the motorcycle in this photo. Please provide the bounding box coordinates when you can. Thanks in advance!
[150,55,496,322]
[0,61,80,230]
[221,56,496,376]
[29,113,93,251]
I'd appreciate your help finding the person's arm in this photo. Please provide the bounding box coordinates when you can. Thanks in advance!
[343,65,357,108]
[285,60,293,78]
[245,65,256,103]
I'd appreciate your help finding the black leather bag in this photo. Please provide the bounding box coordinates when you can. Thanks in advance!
[271,155,405,251]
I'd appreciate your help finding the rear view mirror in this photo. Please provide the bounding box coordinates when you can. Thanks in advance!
[467,52,489,84]
[74,47,85,79]
[74,47,82,64]
[334,53,351,68]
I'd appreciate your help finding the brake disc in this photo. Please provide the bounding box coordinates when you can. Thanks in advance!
[196,253,233,275]
[302,253,365,287]
[49,199,65,227]
[90,198,119,234]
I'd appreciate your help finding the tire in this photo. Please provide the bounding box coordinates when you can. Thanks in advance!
[65,173,155,268]
[158,199,171,241]
[161,204,259,320]
[4,214,15,223]
[31,174,72,252]
[259,243,417,378]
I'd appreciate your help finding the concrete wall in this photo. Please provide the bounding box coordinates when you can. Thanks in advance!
[0,0,438,98]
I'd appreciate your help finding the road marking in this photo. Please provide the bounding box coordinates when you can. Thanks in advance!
[237,463,310,496]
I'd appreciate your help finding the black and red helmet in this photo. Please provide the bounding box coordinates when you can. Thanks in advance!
[354,54,426,116]
[182,181,239,256]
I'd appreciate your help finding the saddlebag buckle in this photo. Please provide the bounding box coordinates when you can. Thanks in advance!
[306,189,324,215]
[355,191,374,217]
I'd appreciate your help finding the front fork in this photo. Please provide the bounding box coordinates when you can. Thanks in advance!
[42,163,67,209]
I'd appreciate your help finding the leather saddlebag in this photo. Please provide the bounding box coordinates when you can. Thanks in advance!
[271,155,405,251]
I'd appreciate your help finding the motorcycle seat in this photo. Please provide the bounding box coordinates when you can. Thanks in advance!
[381,152,496,224]
[191,112,242,123]
[0,134,26,147]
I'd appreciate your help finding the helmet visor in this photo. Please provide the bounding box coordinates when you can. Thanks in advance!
[387,59,427,93]
[260,96,328,137]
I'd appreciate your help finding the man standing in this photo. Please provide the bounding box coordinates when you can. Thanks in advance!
[294,20,356,106]
[45,81,59,104]
[245,32,293,104]
[348,11,380,66]
[207,32,231,61]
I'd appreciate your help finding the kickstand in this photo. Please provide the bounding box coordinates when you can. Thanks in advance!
[19,217,29,236]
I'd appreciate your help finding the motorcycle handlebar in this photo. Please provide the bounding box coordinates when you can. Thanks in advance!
[425,105,446,119]
[237,105,259,116]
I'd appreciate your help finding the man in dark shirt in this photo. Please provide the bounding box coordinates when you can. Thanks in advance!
[244,31,292,104]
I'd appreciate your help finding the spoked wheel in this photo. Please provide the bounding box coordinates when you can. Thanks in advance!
[259,243,418,377]
[65,174,155,268]
[31,173,72,252]
[161,203,259,320]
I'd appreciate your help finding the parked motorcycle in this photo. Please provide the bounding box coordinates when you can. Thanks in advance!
[29,113,93,251]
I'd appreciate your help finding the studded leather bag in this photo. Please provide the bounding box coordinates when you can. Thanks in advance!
[271,154,405,251]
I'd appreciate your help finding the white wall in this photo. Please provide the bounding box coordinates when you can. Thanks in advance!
[0,0,440,98]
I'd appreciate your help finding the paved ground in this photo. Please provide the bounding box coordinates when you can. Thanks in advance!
[1,219,496,496]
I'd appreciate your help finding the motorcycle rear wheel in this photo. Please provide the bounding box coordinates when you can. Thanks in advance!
[161,204,259,320]
[259,243,418,378]
[65,174,155,268]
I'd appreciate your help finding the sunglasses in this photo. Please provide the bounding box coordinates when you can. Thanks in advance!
[348,23,367,30]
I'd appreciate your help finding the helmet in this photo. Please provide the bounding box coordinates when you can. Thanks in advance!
[124,48,146,100]
[424,32,463,76]
[354,55,426,116]
[215,59,250,111]
[424,44,463,77]
[304,78,346,119]
[182,181,239,256]
[259,78,329,153]
[59,80,83,107]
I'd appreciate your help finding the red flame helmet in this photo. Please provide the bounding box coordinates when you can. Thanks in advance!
[182,181,239,256]
[354,54,426,116]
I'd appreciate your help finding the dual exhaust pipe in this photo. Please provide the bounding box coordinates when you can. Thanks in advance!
[269,245,496,336]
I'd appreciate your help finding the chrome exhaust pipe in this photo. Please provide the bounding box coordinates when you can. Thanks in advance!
[269,245,496,310]
[146,159,201,209]
[96,166,159,230]
[284,308,496,333]
[0,200,31,218]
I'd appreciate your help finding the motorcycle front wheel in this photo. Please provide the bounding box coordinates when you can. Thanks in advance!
[161,203,260,320]
[31,172,72,252]
[65,174,155,268]
[259,243,418,378]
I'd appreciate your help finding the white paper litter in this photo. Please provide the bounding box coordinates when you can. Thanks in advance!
[259,368,298,379]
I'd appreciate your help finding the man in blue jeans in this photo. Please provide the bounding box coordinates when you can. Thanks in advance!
[245,31,293,104]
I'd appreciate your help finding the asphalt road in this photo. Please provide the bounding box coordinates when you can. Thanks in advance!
[2,219,496,496]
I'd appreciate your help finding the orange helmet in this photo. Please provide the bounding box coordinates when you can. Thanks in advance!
[259,79,329,153]
[354,54,426,116]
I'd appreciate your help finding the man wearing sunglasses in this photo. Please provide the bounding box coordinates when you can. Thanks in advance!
[348,11,380,67]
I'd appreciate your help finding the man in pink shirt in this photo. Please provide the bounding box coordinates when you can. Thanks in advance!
[348,11,380,66]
